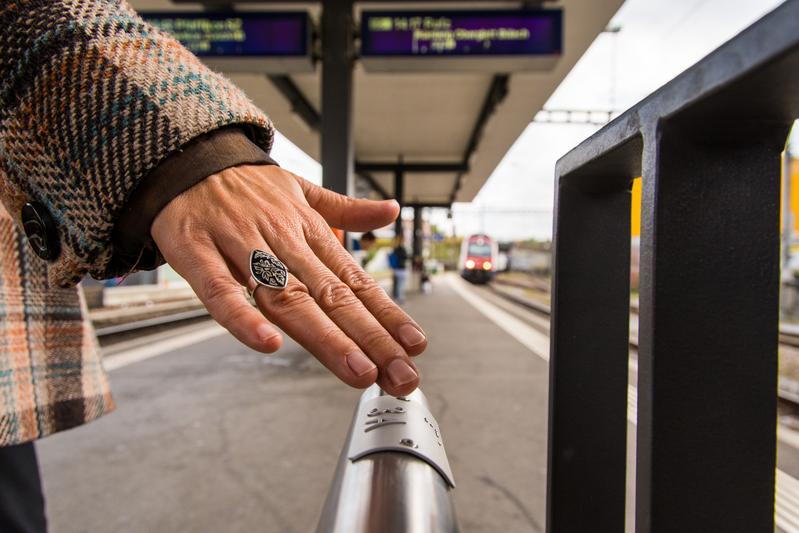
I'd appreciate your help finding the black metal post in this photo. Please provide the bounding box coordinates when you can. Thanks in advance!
[547,157,635,532]
[634,121,786,532]
[320,0,354,197]
[394,169,404,237]
[412,207,423,261]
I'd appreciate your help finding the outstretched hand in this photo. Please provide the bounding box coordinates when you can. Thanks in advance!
[151,164,426,396]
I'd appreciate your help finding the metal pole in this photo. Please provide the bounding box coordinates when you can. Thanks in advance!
[635,122,782,533]
[320,0,354,197]
[316,385,458,533]
[394,169,404,237]
[412,207,422,260]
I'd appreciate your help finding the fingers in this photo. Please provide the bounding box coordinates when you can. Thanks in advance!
[270,238,421,396]
[305,223,428,357]
[220,237,381,390]
[158,240,283,354]
[296,177,399,231]
[254,274,381,390]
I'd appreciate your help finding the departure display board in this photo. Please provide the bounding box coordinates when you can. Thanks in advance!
[141,12,309,56]
[140,12,312,72]
[360,9,562,58]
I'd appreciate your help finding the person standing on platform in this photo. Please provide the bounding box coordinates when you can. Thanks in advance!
[0,2,427,531]
[358,231,377,268]
[390,235,410,304]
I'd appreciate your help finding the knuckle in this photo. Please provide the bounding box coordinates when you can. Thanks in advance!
[317,279,359,314]
[270,282,310,310]
[341,265,380,295]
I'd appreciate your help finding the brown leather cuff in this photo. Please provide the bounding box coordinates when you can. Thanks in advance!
[111,126,277,272]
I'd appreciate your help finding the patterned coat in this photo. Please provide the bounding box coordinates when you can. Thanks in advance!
[0,0,274,446]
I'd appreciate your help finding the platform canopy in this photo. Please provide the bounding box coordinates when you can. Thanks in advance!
[130,0,624,206]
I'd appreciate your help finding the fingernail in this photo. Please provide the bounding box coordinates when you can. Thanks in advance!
[256,324,278,343]
[398,324,426,348]
[347,351,377,377]
[387,359,418,388]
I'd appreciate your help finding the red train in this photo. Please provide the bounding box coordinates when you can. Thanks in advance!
[459,234,498,284]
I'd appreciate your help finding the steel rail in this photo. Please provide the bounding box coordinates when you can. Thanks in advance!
[94,308,211,338]
[492,277,799,345]
[486,280,799,411]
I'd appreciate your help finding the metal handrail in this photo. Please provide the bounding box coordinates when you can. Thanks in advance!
[316,385,458,533]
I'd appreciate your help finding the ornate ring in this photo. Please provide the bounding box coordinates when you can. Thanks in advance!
[248,249,288,297]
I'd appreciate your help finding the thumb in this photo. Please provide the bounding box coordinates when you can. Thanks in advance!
[297,177,400,231]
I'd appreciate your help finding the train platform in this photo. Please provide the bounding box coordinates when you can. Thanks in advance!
[34,273,799,532]
[36,274,546,532]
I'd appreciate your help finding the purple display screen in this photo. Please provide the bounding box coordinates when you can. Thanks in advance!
[361,9,562,57]
[140,12,309,57]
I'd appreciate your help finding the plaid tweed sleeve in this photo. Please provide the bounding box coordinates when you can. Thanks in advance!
[0,0,275,287]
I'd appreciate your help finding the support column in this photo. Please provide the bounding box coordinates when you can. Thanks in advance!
[320,0,354,197]
[412,206,423,261]
[394,169,404,237]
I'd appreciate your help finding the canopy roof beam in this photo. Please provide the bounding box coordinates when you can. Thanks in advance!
[449,74,509,204]
[355,162,466,173]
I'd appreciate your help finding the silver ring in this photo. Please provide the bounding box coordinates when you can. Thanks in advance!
[248,249,288,297]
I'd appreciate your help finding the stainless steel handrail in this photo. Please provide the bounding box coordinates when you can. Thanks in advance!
[316,385,458,533]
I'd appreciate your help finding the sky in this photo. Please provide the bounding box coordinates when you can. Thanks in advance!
[271,0,788,241]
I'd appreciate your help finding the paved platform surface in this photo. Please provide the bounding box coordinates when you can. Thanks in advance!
[35,273,799,532]
[37,274,550,533]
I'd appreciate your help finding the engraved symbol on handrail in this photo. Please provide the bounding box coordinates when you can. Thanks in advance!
[364,405,408,433]
[364,418,406,433]
[367,406,405,416]
[424,417,443,446]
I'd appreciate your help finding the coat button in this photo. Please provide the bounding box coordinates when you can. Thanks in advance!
[21,202,60,261]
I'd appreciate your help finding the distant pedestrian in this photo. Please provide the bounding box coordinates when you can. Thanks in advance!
[359,231,377,268]
[390,235,410,304]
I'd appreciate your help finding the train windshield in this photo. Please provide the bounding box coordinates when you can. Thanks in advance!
[467,242,492,257]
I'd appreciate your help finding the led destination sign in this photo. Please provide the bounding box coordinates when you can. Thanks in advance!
[141,12,309,56]
[361,9,563,58]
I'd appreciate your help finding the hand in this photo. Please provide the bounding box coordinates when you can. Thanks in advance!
[151,165,427,396]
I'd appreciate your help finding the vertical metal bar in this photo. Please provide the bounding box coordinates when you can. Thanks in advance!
[394,169,404,236]
[635,123,786,532]
[412,207,422,260]
[546,173,632,533]
[320,0,354,197]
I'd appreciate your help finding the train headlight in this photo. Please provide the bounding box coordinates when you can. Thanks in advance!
[483,261,492,270]
[465,259,476,269]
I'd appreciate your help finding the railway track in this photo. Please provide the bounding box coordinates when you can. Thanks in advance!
[94,307,211,345]
[488,277,799,406]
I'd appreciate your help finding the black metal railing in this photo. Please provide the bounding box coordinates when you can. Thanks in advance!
[546,1,799,531]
